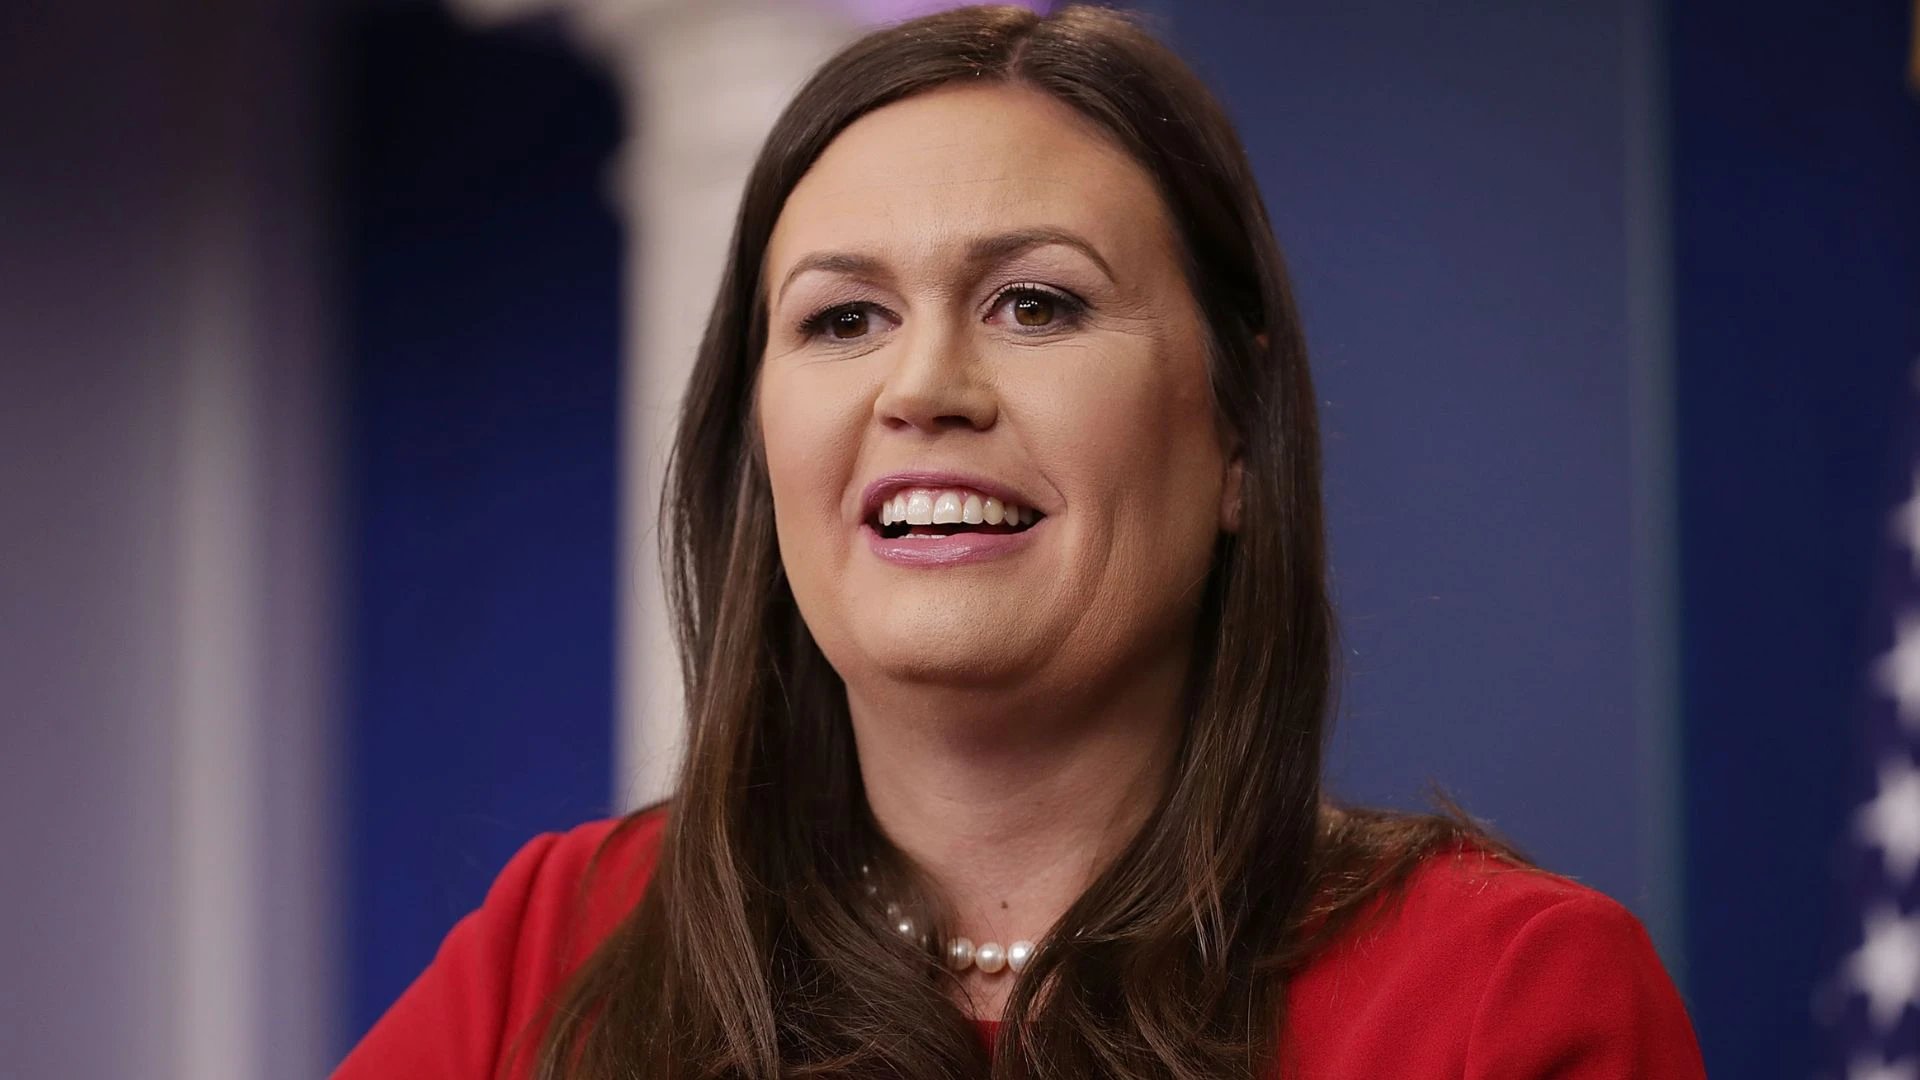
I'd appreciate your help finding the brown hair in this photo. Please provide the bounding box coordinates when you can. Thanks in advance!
[533,6,1515,1078]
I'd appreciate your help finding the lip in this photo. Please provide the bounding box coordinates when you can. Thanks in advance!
[857,470,1047,569]
[857,470,1040,523]
[863,517,1044,567]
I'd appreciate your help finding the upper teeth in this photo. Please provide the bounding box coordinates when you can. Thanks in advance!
[878,488,1031,528]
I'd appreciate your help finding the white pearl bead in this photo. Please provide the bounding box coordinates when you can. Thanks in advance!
[894,916,916,938]
[1007,939,1034,973]
[974,941,1006,974]
[946,936,975,971]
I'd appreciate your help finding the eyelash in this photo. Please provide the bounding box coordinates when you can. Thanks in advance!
[796,283,1088,342]
[797,301,886,341]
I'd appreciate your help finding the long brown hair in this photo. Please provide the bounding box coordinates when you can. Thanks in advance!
[534,6,1512,1078]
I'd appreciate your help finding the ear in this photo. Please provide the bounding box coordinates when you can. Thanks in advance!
[1219,450,1246,534]
[1218,332,1266,534]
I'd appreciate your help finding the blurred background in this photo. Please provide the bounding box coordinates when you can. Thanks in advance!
[2,0,1915,1076]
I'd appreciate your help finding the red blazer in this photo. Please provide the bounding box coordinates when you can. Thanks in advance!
[335,812,1706,1079]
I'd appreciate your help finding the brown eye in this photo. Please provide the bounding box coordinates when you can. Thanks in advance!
[829,308,869,339]
[1012,294,1054,327]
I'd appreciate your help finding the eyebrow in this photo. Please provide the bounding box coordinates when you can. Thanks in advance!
[773,227,1117,307]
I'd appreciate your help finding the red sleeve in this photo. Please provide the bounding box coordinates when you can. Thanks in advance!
[1464,894,1706,1080]
[1283,855,1705,1079]
[332,815,659,1080]
[333,833,561,1080]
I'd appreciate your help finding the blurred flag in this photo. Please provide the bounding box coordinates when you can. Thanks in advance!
[1826,364,1920,1079]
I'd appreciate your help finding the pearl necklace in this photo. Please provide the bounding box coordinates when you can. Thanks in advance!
[866,865,1038,977]
[943,933,1036,976]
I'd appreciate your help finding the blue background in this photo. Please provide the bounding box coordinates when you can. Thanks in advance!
[340,3,622,1041]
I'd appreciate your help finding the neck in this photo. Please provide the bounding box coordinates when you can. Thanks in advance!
[846,647,1188,1012]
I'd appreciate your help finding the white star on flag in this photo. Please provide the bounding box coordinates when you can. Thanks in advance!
[1852,1054,1920,1080]
[1861,757,1920,886]
[1878,617,1920,730]
[1853,904,1920,1031]
[1833,362,1920,1068]
[1893,467,1920,576]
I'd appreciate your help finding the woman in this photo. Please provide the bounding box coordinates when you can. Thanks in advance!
[338,6,1705,1078]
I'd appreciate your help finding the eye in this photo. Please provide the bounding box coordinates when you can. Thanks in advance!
[988,284,1083,332]
[1013,293,1054,327]
[800,302,887,342]
[827,308,870,339]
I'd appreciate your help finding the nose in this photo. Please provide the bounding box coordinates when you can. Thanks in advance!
[872,319,998,434]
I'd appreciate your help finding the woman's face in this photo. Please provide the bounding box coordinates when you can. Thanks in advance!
[758,83,1240,700]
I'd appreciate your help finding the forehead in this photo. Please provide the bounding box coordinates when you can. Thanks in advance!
[766,83,1179,280]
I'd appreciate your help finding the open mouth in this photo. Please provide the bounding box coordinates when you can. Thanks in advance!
[870,487,1044,540]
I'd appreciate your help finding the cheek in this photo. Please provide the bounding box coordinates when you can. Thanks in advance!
[757,368,867,566]
[1022,345,1222,522]
[1018,356,1223,671]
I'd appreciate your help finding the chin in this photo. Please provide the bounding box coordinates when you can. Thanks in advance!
[852,605,1049,688]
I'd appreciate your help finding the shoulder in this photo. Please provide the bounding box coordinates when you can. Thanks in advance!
[507,808,669,969]
[332,809,666,1080]
[1282,846,1706,1080]
[485,809,668,980]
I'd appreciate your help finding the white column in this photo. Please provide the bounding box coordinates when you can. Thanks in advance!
[0,2,338,1077]
[174,167,264,1080]
[452,0,860,808]
[171,3,342,1076]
